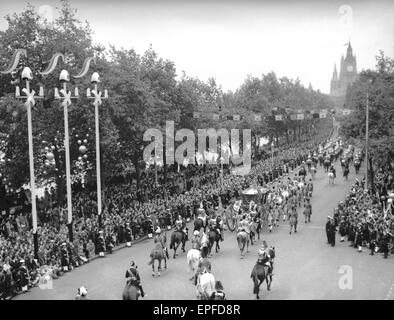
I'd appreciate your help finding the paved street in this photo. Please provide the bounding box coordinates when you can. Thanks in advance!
[16,134,394,300]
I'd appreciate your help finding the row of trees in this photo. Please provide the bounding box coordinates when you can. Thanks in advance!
[340,51,394,171]
[0,1,334,203]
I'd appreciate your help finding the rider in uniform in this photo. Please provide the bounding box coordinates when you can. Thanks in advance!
[197,202,207,226]
[153,227,168,258]
[256,241,273,275]
[125,261,145,297]
[175,215,188,241]
[191,230,201,250]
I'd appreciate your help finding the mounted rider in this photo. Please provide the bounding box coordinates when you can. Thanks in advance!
[197,202,207,226]
[208,210,223,241]
[256,240,273,275]
[239,214,251,235]
[153,227,168,258]
[175,214,188,240]
[191,230,201,250]
[125,260,145,297]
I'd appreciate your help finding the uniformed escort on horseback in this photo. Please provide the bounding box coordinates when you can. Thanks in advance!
[191,230,201,250]
[256,241,274,276]
[175,214,188,241]
[125,261,145,297]
[153,227,169,259]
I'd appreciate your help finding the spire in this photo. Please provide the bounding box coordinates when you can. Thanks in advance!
[346,40,353,57]
[332,64,338,80]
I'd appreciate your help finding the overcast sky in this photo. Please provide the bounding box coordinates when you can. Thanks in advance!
[1,0,393,93]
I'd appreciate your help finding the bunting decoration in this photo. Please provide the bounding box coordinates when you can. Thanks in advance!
[189,109,328,121]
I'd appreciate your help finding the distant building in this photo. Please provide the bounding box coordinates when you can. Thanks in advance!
[330,42,358,107]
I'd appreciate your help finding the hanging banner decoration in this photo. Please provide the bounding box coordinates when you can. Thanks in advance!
[254,114,262,121]
[193,112,200,118]
[212,113,220,120]
[1,49,27,74]
[39,53,65,76]
[233,115,241,121]
[297,114,305,120]
[319,112,327,118]
[275,115,283,121]
[290,114,297,120]
[73,57,96,78]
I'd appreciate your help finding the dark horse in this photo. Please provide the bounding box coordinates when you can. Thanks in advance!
[208,227,221,256]
[122,279,140,300]
[250,247,275,299]
[194,217,207,233]
[170,229,188,259]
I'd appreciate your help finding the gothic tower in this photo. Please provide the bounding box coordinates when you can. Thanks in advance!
[330,41,358,104]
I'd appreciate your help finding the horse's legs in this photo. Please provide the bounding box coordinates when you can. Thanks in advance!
[173,243,178,259]
[182,240,186,253]
[158,260,161,276]
[152,260,156,277]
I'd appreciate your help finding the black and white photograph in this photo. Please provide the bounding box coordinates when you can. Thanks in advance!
[0,0,393,306]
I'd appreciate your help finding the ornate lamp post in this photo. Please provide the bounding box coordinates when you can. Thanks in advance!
[86,72,108,227]
[14,65,44,258]
[54,69,79,241]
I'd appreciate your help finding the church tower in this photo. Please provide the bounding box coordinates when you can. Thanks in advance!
[330,41,358,100]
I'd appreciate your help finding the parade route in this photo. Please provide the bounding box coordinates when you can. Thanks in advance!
[15,140,394,300]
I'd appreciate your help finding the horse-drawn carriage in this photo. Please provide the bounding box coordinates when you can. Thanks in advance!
[224,187,267,231]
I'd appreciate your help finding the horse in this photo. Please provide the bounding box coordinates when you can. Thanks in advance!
[170,229,187,259]
[250,247,275,299]
[148,242,167,277]
[207,227,221,256]
[187,249,201,280]
[328,172,335,185]
[122,279,140,300]
[236,230,250,258]
[194,217,207,233]
[196,272,216,300]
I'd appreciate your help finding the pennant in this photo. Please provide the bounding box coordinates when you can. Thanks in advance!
[275,115,283,121]
[319,112,326,118]
[212,113,220,120]
[297,114,304,120]
[227,115,233,120]
[233,115,240,121]
[313,113,319,118]
[290,114,297,121]
[193,112,200,118]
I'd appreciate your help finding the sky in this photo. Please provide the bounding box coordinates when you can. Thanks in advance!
[0,0,393,94]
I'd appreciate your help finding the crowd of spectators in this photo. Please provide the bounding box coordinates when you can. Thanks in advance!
[0,122,334,299]
[335,169,394,257]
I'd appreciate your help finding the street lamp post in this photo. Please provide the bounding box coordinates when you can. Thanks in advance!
[54,69,79,242]
[87,72,108,228]
[16,67,44,259]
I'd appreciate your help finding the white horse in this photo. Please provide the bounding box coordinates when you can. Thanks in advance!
[328,172,335,185]
[187,249,201,280]
[196,272,215,300]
